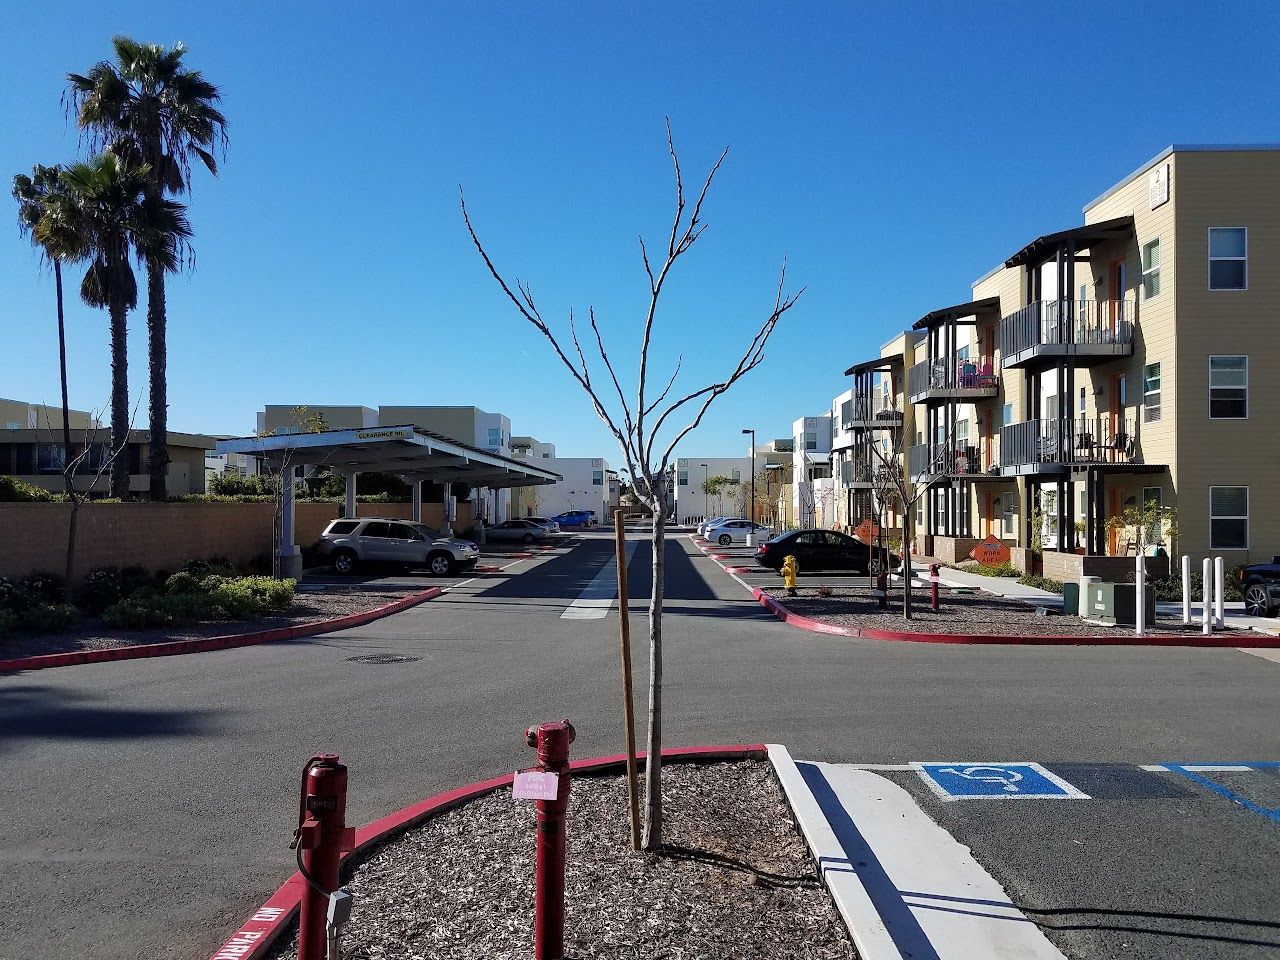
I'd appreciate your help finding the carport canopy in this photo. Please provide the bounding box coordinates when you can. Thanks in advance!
[216,424,562,575]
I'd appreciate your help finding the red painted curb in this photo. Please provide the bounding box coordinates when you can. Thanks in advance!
[0,588,444,675]
[752,588,1280,647]
[206,744,768,960]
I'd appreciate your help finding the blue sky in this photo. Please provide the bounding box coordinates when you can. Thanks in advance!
[4,2,1278,459]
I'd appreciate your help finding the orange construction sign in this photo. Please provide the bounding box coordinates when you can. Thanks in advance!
[853,518,880,543]
[969,534,1011,567]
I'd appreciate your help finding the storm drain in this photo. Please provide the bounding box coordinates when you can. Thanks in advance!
[345,654,423,664]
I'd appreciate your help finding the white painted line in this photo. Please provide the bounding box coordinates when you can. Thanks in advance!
[1238,647,1280,664]
[846,763,916,771]
[1181,764,1254,772]
[768,745,903,960]
[561,540,638,620]
[790,755,1069,960]
[1139,764,1169,772]
[685,534,758,596]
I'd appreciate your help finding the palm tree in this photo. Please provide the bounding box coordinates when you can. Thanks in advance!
[52,152,191,499]
[67,37,227,501]
[13,164,75,481]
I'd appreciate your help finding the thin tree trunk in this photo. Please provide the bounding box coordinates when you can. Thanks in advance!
[146,263,168,501]
[902,510,913,620]
[66,499,81,586]
[55,260,80,584]
[641,481,666,851]
[108,251,130,501]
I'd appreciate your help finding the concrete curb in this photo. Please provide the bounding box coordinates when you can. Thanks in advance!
[0,587,444,675]
[206,744,768,960]
[753,587,1280,647]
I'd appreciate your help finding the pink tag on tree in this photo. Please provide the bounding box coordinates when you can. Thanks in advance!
[512,770,560,800]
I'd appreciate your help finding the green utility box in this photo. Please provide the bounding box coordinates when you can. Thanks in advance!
[1085,582,1155,626]
[1062,582,1079,616]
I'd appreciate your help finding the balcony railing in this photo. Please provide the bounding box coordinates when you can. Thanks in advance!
[908,441,994,478]
[999,417,1138,469]
[907,356,998,400]
[999,300,1134,364]
[841,396,902,430]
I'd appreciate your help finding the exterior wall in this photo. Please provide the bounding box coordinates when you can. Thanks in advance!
[258,405,376,434]
[791,415,832,527]
[0,399,96,430]
[674,456,764,525]
[508,457,610,519]
[511,436,556,459]
[206,451,260,485]
[0,429,212,496]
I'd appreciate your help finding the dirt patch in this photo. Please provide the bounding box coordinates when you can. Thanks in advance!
[766,585,1234,637]
[269,761,854,960]
[0,590,420,660]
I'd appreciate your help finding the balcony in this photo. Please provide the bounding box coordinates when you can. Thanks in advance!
[839,458,899,488]
[999,300,1134,369]
[908,441,1001,481]
[907,356,999,404]
[840,396,903,431]
[999,417,1139,474]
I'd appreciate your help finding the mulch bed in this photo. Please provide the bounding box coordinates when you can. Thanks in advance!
[766,584,1234,638]
[269,761,854,960]
[0,590,418,660]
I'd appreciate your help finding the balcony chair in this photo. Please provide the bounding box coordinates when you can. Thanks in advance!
[977,360,997,388]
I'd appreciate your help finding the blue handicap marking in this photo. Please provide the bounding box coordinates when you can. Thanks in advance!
[914,762,1089,800]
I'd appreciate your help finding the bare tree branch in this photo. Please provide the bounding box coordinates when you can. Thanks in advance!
[642,355,683,418]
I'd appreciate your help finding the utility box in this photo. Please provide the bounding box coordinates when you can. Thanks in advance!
[1086,582,1155,626]
[1062,581,1079,617]
[1113,584,1156,627]
[1086,582,1116,624]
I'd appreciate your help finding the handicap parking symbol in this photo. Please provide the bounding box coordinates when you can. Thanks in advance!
[914,762,1089,800]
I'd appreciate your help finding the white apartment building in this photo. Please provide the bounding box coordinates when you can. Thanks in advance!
[674,455,765,525]
[509,438,613,520]
[791,415,833,527]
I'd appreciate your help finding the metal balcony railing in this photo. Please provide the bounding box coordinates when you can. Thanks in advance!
[998,417,1138,469]
[907,356,998,398]
[841,396,902,429]
[999,300,1134,360]
[908,441,992,478]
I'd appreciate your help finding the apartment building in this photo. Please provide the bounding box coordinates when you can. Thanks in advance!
[0,398,98,431]
[509,437,614,520]
[790,415,834,528]
[674,455,764,525]
[0,428,214,496]
[840,144,1279,572]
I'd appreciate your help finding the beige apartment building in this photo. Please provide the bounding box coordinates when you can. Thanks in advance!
[0,398,97,431]
[840,145,1278,573]
[0,428,213,496]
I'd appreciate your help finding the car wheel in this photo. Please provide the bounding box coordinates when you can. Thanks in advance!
[523,533,535,544]
[718,534,732,546]
[1244,583,1276,618]
[427,551,457,577]
[332,549,357,575]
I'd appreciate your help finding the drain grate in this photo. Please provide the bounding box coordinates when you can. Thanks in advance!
[346,654,423,664]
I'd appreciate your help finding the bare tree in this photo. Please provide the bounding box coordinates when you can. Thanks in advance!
[462,122,802,849]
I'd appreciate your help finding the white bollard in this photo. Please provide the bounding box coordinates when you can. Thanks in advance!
[1202,557,1213,635]
[1215,556,1226,628]
[1181,555,1191,625]
[1135,553,1146,636]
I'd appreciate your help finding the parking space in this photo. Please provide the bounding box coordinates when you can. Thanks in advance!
[687,533,884,590]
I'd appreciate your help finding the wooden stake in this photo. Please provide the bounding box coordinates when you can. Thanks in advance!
[614,507,642,850]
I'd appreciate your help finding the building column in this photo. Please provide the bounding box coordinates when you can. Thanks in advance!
[411,479,422,523]
[345,472,357,518]
[278,465,302,580]
[442,481,454,536]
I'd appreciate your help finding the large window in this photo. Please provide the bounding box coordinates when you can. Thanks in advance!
[1002,403,1013,426]
[1210,486,1248,549]
[1209,228,1247,290]
[37,443,64,473]
[592,470,604,485]
[803,431,817,451]
[1143,363,1162,423]
[677,469,688,486]
[1209,355,1247,419]
[487,427,503,447]
[1142,486,1163,543]
[1141,239,1161,299]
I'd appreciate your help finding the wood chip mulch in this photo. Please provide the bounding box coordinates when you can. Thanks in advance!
[269,761,855,959]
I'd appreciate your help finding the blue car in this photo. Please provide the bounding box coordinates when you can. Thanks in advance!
[552,510,594,528]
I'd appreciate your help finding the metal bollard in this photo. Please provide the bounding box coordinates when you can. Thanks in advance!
[1181,555,1191,625]
[1214,556,1226,628]
[525,720,576,960]
[929,564,940,612]
[1134,554,1146,636]
[1202,557,1212,635]
[290,755,356,960]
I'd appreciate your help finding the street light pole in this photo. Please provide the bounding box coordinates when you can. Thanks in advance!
[700,463,708,522]
[741,427,756,547]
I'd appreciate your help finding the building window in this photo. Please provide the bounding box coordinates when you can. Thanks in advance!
[1209,486,1248,549]
[1208,228,1246,290]
[1141,239,1161,299]
[1209,355,1247,419]
[1142,486,1163,542]
[1002,403,1013,426]
[731,468,741,482]
[804,431,817,451]
[1079,387,1086,416]
[37,443,64,473]
[1143,363,1161,422]
[677,470,688,486]
[487,427,502,447]
[592,470,603,485]
[954,419,969,444]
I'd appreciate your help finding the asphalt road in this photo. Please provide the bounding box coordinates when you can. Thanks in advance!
[1,529,1277,959]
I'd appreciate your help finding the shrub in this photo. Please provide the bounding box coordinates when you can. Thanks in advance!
[79,567,123,614]
[0,576,27,614]
[164,571,203,595]
[100,575,295,629]
[0,476,56,502]
[20,602,80,632]
[181,555,236,578]
[1147,570,1244,603]
[18,571,66,605]
[1019,573,1064,593]
[967,562,1019,578]
[119,565,155,595]
[0,608,15,635]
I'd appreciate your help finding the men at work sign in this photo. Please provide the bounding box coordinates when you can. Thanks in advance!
[970,534,1011,567]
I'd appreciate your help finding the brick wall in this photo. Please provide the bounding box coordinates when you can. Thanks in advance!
[1041,551,1171,583]
[933,536,984,566]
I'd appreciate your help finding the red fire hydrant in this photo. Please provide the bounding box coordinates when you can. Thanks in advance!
[525,720,576,960]
[291,755,356,960]
[929,563,940,611]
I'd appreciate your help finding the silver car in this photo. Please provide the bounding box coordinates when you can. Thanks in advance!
[525,516,562,534]
[316,518,480,576]
[486,518,552,544]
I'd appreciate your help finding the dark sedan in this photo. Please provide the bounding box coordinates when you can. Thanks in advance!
[1239,556,1280,617]
[755,529,900,574]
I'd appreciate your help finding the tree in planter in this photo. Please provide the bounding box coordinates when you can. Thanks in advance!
[68,37,228,502]
[1106,500,1177,556]
[256,406,329,578]
[462,122,802,848]
[700,475,735,518]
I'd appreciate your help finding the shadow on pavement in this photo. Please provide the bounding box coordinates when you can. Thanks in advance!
[0,684,218,749]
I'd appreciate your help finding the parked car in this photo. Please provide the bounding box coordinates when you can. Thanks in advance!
[525,516,562,534]
[487,518,553,544]
[755,529,899,574]
[551,510,594,528]
[1239,557,1280,617]
[696,516,734,537]
[316,518,479,576]
[705,518,772,546]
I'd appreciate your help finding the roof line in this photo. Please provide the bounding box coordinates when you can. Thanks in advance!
[1083,144,1280,213]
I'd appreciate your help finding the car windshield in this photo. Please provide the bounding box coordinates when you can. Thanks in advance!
[411,523,441,539]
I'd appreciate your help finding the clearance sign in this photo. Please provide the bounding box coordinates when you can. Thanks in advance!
[969,535,1011,567]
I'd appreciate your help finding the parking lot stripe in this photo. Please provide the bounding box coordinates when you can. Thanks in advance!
[561,539,639,619]
[1164,764,1280,825]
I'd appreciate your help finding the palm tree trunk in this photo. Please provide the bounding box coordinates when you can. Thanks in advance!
[641,478,666,851]
[109,248,130,501]
[146,262,168,501]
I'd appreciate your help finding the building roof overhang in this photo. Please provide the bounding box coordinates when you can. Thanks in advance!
[912,297,1002,331]
[842,352,904,377]
[1004,215,1135,269]
[215,425,561,488]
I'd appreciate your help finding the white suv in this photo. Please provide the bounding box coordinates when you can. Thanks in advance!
[317,518,479,576]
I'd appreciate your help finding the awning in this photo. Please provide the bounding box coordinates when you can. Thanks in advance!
[215,424,561,489]
[912,297,1002,330]
[1004,215,1135,269]
[842,352,904,377]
